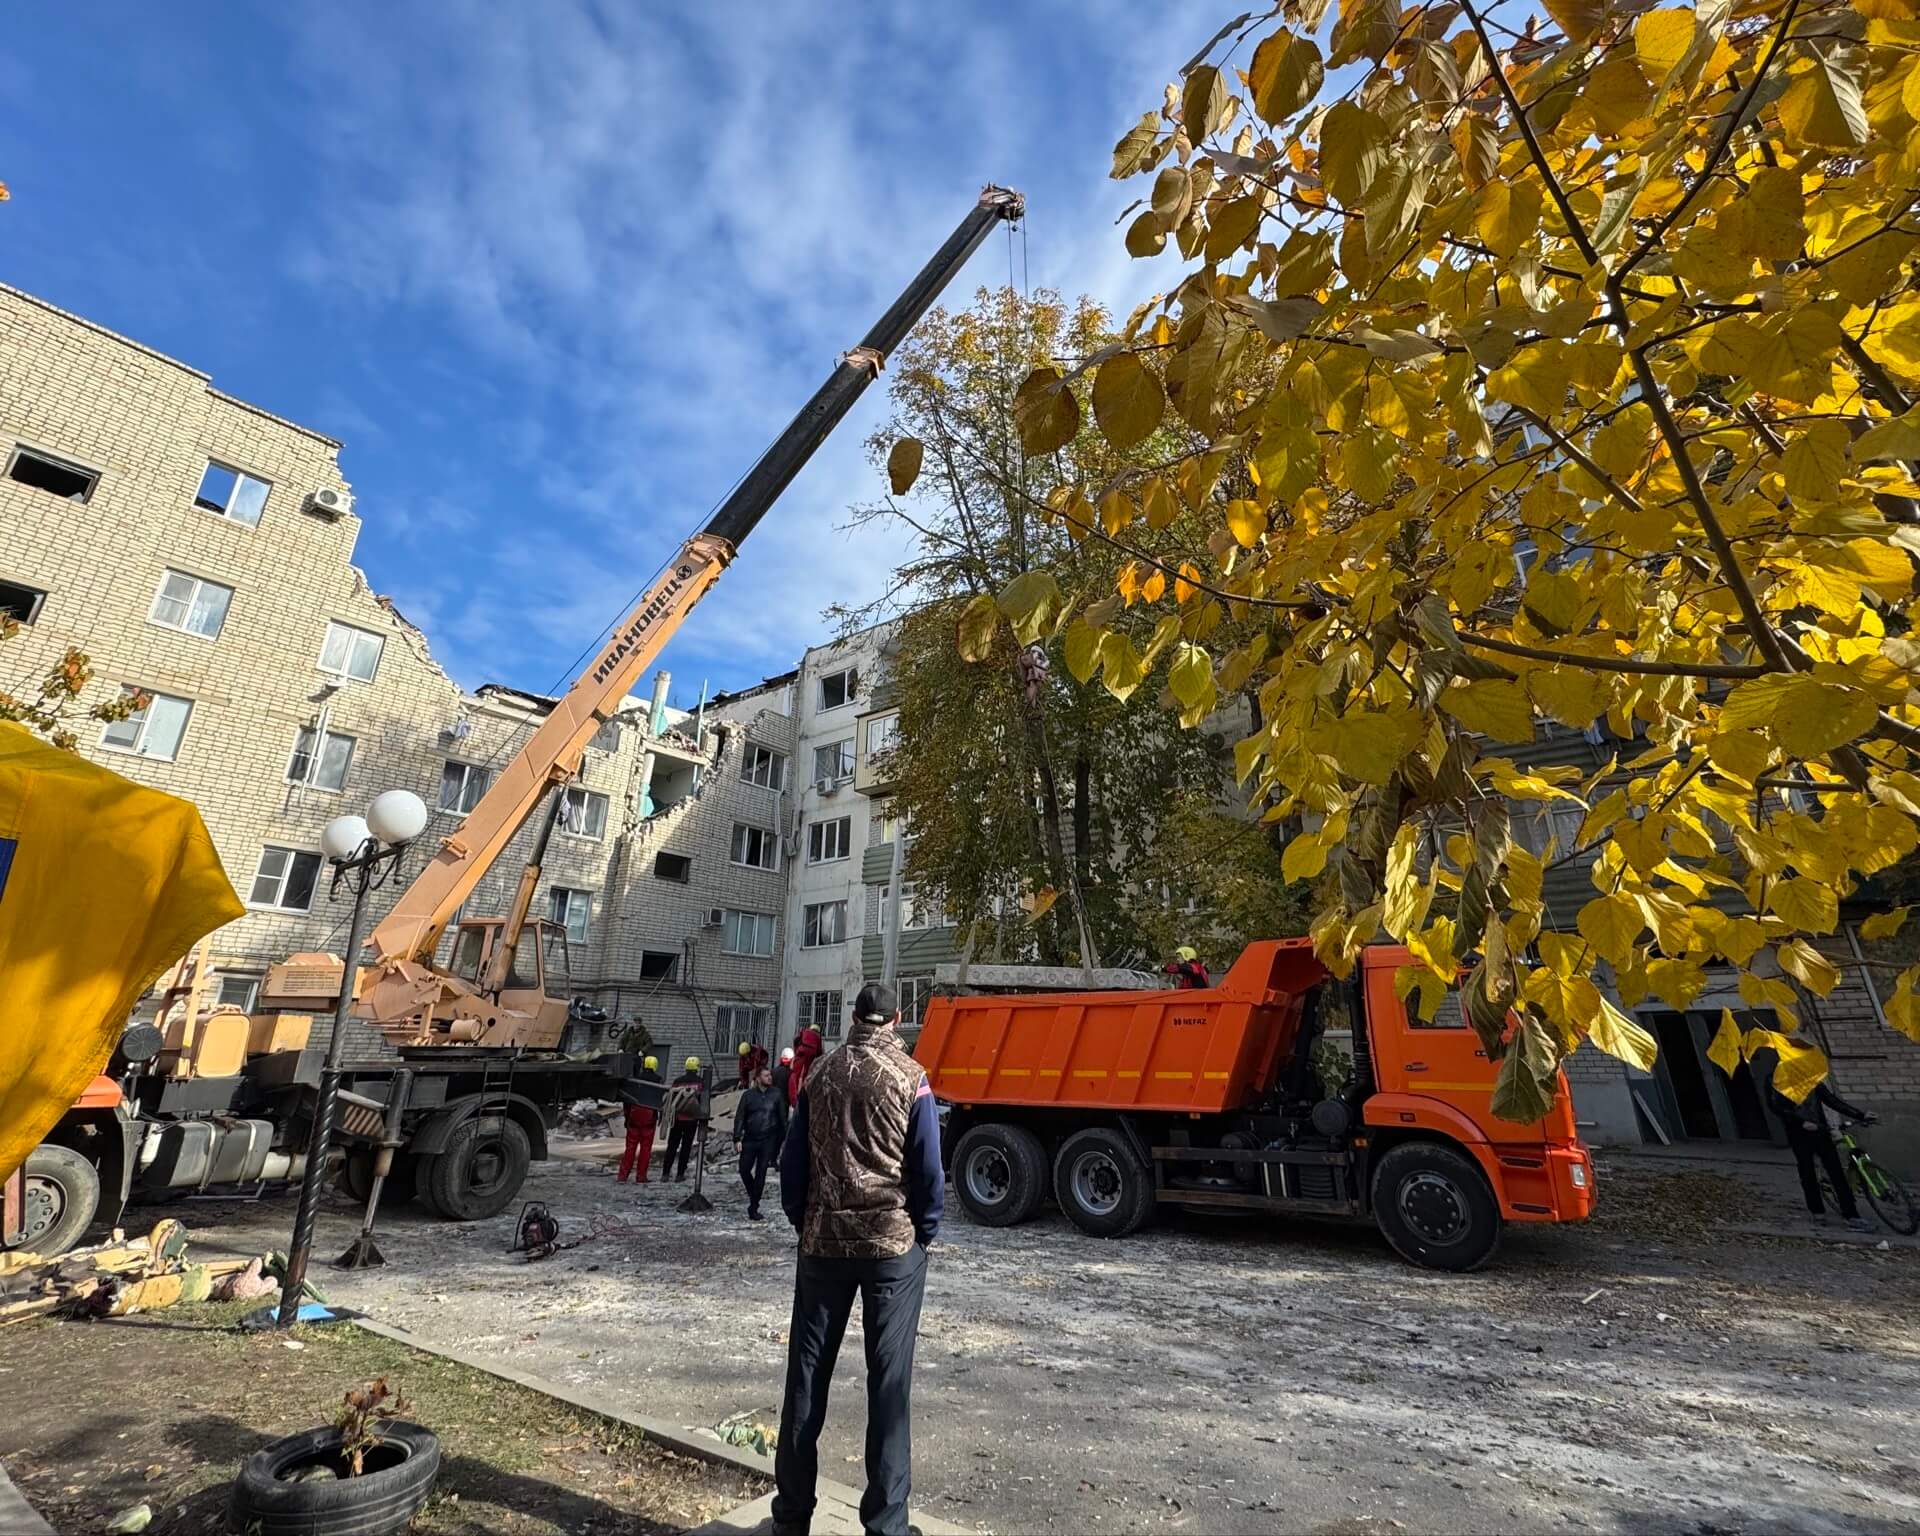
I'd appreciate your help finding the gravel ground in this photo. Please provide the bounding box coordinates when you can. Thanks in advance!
[180,1140,1920,1535]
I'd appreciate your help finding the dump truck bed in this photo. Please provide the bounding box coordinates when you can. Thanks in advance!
[914,940,1329,1114]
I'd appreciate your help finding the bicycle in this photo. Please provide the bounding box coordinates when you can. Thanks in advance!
[1825,1119,1920,1236]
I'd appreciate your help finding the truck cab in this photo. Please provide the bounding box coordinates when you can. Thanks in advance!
[917,939,1595,1271]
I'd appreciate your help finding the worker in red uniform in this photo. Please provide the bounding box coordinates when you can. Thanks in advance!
[1163,946,1210,990]
[618,1054,663,1183]
[665,1056,706,1181]
[788,1024,825,1106]
[738,1039,769,1088]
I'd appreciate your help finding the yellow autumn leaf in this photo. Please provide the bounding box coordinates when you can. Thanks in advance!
[887,438,924,495]
[1767,876,1839,934]
[1859,907,1909,941]
[1634,8,1696,80]
[1577,892,1645,966]
[1742,1028,1830,1102]
[1438,679,1534,743]
[1707,1010,1743,1076]
[1589,996,1659,1071]
[1225,499,1267,548]
[1142,568,1167,604]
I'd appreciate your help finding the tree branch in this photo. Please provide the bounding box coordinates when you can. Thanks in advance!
[1458,631,1766,678]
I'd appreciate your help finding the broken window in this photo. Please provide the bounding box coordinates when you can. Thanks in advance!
[249,846,322,911]
[802,900,847,948]
[721,910,776,958]
[589,718,622,754]
[898,974,934,1029]
[149,569,233,639]
[812,740,854,784]
[7,446,97,502]
[194,461,270,526]
[654,851,691,883]
[99,688,193,761]
[548,886,592,944]
[807,816,851,863]
[287,726,355,791]
[216,974,260,1011]
[640,949,678,981]
[560,786,609,840]
[731,822,780,871]
[319,620,384,682]
[818,668,857,710]
[439,760,490,814]
[741,742,786,789]
[0,577,46,625]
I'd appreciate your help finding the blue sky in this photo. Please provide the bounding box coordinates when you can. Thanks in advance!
[4,4,1203,706]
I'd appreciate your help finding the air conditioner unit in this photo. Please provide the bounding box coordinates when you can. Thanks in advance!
[815,777,840,796]
[303,487,353,520]
[703,908,725,929]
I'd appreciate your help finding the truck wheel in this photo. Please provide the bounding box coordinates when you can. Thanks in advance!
[1053,1127,1153,1238]
[341,1149,417,1207]
[1371,1141,1501,1272]
[424,1118,530,1222]
[18,1144,100,1257]
[952,1124,1047,1227]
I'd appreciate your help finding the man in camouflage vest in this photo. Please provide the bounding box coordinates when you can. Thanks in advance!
[773,981,942,1536]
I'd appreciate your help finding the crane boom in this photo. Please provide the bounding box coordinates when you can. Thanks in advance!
[368,185,1025,967]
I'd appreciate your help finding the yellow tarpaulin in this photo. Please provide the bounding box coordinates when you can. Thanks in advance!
[0,722,243,1181]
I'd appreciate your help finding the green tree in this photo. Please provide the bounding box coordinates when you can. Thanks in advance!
[968,0,1920,1116]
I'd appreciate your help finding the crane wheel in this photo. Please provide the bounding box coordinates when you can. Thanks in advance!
[424,1117,531,1222]
[15,1144,100,1258]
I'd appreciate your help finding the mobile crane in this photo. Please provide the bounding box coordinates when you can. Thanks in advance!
[7,186,1025,1251]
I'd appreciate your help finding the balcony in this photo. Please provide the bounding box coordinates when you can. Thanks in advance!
[854,707,899,796]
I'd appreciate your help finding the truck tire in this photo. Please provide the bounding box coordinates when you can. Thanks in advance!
[952,1124,1047,1227]
[423,1117,531,1222]
[341,1149,416,1207]
[17,1144,100,1257]
[1371,1141,1501,1272]
[1053,1127,1153,1238]
[228,1421,439,1534]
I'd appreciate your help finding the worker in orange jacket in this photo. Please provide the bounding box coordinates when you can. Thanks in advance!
[619,1055,663,1183]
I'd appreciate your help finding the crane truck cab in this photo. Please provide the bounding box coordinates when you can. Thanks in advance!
[915,939,1595,1271]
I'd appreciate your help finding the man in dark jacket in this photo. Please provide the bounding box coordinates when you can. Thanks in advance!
[734,1065,785,1220]
[774,982,941,1536]
[664,1057,705,1182]
[1769,1072,1876,1229]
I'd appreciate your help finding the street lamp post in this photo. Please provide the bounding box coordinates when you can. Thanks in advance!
[275,789,428,1328]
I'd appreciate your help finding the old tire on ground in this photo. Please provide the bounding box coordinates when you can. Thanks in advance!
[424,1117,530,1222]
[341,1149,417,1207]
[1370,1140,1501,1271]
[227,1421,440,1535]
[1053,1126,1153,1238]
[17,1144,100,1257]
[952,1123,1047,1227]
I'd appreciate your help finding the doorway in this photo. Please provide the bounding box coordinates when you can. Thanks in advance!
[1642,1010,1781,1144]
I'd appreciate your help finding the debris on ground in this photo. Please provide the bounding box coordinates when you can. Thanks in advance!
[0,1219,270,1325]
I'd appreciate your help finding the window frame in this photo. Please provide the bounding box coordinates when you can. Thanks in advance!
[0,576,47,625]
[318,620,386,683]
[654,851,692,883]
[147,568,234,641]
[798,988,845,1039]
[802,899,848,948]
[6,445,99,503]
[898,973,935,1028]
[812,739,855,785]
[559,785,610,841]
[548,885,593,945]
[248,845,323,913]
[741,741,787,790]
[730,821,781,871]
[640,949,679,981]
[216,974,261,1012]
[98,687,193,762]
[866,712,899,759]
[285,725,355,792]
[722,909,777,958]
[807,815,852,864]
[439,759,491,815]
[818,668,857,711]
[192,459,271,528]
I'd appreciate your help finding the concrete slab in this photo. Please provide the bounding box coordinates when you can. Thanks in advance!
[0,1464,54,1536]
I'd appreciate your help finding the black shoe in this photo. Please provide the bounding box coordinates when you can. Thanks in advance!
[749,1207,764,1221]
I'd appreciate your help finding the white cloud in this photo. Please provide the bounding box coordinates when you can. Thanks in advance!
[284,1,1211,693]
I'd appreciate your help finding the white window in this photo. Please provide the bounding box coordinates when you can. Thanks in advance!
[216,975,260,1011]
[193,461,270,526]
[249,846,322,912]
[803,900,848,948]
[440,760,490,814]
[819,668,857,710]
[286,726,354,791]
[880,884,948,932]
[813,740,854,784]
[807,816,851,864]
[741,742,787,790]
[98,688,193,762]
[723,909,777,957]
[560,786,609,840]
[319,621,384,682]
[866,713,899,758]
[549,886,592,944]
[148,569,233,639]
[798,989,844,1039]
[899,974,935,1028]
[731,823,781,871]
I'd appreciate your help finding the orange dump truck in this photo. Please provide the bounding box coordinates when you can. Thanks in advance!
[913,939,1595,1270]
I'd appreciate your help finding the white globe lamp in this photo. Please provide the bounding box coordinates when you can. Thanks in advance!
[321,814,371,862]
[367,789,429,846]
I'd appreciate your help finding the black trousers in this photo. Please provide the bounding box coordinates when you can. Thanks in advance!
[773,1246,928,1536]
[1784,1119,1858,1218]
[665,1118,697,1180]
[739,1135,778,1213]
